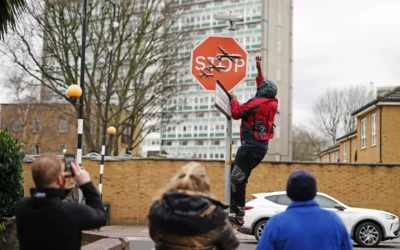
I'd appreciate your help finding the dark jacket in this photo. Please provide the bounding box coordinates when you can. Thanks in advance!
[148,190,240,250]
[231,76,278,150]
[256,200,353,250]
[15,182,107,250]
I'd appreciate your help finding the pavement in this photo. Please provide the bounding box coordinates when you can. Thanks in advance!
[85,225,400,250]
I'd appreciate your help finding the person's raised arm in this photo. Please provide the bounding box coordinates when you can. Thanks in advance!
[256,55,263,77]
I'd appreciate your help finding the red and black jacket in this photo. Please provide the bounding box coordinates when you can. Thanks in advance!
[230,77,278,148]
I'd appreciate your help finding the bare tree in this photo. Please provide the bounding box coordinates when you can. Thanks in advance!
[312,85,370,144]
[292,125,329,161]
[4,70,41,153]
[0,0,189,155]
[342,85,370,133]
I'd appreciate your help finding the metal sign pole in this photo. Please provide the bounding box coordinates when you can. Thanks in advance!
[224,115,232,207]
[215,80,232,208]
[223,19,236,208]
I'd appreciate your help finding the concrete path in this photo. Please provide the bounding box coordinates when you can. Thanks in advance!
[84,225,400,250]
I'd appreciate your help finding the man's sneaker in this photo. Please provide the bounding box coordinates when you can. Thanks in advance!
[228,213,244,227]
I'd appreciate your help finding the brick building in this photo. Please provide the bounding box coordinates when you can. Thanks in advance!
[0,103,77,154]
[315,86,400,163]
[0,103,140,156]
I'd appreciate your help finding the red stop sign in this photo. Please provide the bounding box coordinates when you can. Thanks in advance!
[191,36,248,91]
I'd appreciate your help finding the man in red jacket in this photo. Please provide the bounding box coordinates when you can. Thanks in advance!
[228,55,278,226]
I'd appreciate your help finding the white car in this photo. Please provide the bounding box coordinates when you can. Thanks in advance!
[238,191,399,247]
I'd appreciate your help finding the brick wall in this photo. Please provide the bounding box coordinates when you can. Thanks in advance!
[382,106,400,163]
[22,159,400,224]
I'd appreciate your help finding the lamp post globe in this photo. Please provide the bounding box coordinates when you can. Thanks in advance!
[107,126,116,135]
[67,84,82,98]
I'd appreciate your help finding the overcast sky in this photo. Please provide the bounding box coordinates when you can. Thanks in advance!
[293,0,400,125]
[1,0,400,127]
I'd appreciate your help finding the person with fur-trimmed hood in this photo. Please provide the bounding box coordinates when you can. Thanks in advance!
[148,162,239,250]
[228,55,278,226]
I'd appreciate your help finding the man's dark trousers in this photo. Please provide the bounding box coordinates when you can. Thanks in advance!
[230,146,267,216]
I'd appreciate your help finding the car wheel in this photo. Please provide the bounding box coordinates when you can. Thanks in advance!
[355,222,381,247]
[254,220,267,241]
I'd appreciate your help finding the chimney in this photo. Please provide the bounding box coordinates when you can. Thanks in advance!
[369,82,376,101]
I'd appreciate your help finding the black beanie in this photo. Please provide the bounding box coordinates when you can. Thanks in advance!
[286,169,317,202]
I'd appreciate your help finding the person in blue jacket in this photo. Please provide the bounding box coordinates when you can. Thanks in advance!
[256,169,353,250]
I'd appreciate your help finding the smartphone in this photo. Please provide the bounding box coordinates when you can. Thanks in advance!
[64,154,76,177]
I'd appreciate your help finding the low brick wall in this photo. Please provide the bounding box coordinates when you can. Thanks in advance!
[22,159,400,225]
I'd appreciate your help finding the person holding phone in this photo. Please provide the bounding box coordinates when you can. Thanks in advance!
[15,154,106,250]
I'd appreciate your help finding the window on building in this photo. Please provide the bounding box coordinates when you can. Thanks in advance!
[215,153,218,159]
[58,144,66,152]
[210,154,213,159]
[196,112,204,118]
[195,140,204,145]
[33,119,41,133]
[212,140,220,145]
[204,125,208,130]
[199,126,203,131]
[372,113,376,146]
[180,141,188,146]
[183,114,189,119]
[194,126,197,131]
[183,126,186,131]
[220,153,224,158]
[216,125,219,130]
[59,120,68,133]
[203,153,207,158]
[361,118,367,149]
[343,143,347,162]
[12,120,23,132]
[90,120,96,135]
[122,123,132,143]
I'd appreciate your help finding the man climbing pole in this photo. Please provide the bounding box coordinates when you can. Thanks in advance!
[228,55,279,227]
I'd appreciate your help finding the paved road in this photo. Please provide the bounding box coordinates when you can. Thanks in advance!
[125,238,400,250]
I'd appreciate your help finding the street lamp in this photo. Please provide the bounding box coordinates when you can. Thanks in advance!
[67,84,83,154]
[99,0,119,199]
[77,0,89,167]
